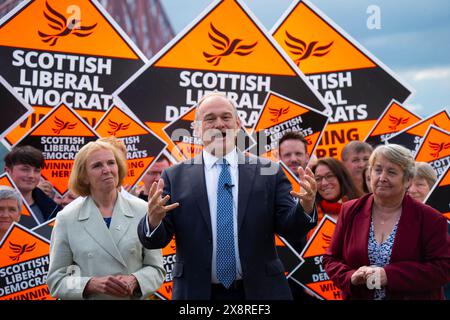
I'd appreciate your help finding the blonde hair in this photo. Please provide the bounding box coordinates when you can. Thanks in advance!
[369,144,415,182]
[69,140,127,197]
[98,136,127,159]
[414,162,437,189]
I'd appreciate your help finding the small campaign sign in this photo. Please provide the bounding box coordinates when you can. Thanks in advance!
[251,91,328,160]
[364,100,421,147]
[415,125,450,179]
[290,216,343,300]
[14,104,99,196]
[0,222,54,300]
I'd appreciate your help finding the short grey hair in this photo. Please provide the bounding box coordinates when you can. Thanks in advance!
[414,162,437,189]
[369,144,415,181]
[194,91,239,121]
[0,185,22,212]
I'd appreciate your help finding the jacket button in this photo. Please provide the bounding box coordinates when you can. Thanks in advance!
[88,253,93,258]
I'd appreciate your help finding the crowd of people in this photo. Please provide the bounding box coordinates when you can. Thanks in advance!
[1,92,449,300]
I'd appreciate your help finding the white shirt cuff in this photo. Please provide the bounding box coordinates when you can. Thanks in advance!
[144,217,161,238]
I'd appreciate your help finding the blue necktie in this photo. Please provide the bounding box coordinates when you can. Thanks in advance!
[216,159,236,288]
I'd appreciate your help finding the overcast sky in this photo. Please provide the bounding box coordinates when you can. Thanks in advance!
[161,0,450,118]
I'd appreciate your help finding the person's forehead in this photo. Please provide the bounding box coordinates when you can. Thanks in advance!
[14,163,39,169]
[316,164,332,174]
[198,96,234,114]
[0,198,18,206]
[373,156,400,168]
[350,150,371,158]
[88,148,114,160]
[280,139,307,152]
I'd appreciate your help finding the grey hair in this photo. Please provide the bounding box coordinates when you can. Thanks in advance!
[194,91,239,121]
[0,185,22,212]
[341,140,373,161]
[414,162,437,189]
[369,144,415,182]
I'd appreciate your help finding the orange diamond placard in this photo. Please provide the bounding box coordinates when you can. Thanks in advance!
[251,91,328,160]
[415,126,450,179]
[14,104,99,196]
[0,223,55,300]
[364,100,421,146]
[272,0,412,158]
[95,106,166,188]
[0,0,147,146]
[290,216,343,300]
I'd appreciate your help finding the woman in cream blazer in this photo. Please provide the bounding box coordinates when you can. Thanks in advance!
[47,139,165,299]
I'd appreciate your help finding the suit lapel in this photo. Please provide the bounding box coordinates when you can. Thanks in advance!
[190,155,212,236]
[352,194,372,266]
[390,195,414,262]
[109,193,133,248]
[237,152,257,231]
[79,197,127,268]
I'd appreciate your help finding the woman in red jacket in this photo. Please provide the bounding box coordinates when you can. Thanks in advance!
[323,144,450,300]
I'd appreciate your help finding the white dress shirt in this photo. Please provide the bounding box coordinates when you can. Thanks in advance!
[202,148,243,283]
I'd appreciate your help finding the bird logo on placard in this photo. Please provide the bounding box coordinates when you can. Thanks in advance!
[269,106,290,123]
[9,242,36,262]
[107,119,130,136]
[38,1,97,46]
[52,116,77,134]
[203,23,257,66]
[428,141,450,158]
[388,115,410,131]
[321,232,332,250]
[284,31,333,66]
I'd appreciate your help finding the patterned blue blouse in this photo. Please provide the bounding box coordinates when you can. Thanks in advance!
[368,217,399,300]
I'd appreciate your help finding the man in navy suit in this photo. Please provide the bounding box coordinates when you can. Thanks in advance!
[137,92,317,300]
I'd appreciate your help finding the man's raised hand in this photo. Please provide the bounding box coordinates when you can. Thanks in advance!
[147,179,179,228]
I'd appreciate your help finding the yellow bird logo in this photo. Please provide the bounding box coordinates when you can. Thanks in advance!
[203,23,257,66]
[38,1,97,46]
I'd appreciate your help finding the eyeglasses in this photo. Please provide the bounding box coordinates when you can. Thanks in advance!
[315,173,337,183]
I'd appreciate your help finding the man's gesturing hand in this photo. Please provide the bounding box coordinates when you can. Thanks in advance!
[147,179,179,229]
[290,167,317,215]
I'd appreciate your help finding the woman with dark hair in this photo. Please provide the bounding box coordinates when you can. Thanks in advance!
[310,157,361,234]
